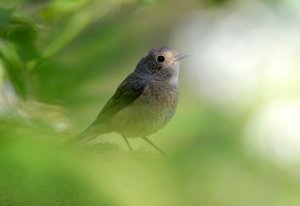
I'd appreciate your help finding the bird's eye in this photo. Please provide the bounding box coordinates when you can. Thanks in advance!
[157,55,165,62]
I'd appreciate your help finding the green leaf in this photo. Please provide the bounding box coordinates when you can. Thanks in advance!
[0,41,27,100]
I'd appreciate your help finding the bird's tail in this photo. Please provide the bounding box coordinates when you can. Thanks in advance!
[68,123,109,144]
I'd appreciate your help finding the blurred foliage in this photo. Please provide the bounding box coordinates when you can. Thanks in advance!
[1,0,300,206]
[0,6,36,99]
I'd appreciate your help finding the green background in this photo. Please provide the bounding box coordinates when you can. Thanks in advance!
[1,0,300,206]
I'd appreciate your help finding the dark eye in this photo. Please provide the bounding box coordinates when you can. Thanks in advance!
[157,55,165,62]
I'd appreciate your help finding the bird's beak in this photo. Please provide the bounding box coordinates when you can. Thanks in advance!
[176,53,190,61]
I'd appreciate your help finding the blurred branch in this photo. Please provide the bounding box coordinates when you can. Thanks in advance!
[42,0,142,58]
[0,0,144,100]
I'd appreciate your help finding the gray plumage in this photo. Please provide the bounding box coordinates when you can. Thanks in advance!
[72,47,188,153]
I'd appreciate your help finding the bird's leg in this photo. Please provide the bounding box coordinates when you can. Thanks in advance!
[141,136,167,157]
[122,136,133,151]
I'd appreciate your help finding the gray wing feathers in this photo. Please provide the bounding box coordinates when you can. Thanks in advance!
[94,73,147,123]
[71,73,147,143]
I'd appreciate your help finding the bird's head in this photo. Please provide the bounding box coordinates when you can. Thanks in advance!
[135,47,189,84]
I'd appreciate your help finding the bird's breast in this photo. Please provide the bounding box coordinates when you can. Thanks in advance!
[110,81,179,138]
[142,80,179,107]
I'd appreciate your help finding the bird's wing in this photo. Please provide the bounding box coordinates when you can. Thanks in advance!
[70,73,147,143]
[93,72,147,124]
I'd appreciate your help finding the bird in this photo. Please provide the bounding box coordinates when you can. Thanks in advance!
[72,47,189,155]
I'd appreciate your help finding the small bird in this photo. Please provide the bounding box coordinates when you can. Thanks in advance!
[72,47,188,155]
